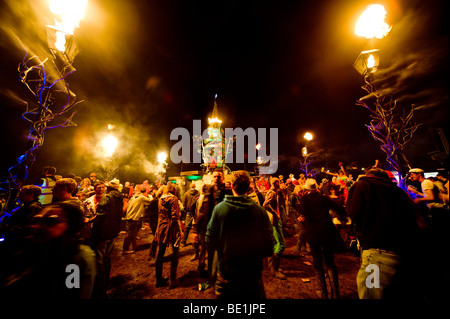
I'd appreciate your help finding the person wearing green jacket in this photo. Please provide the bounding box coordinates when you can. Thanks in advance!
[206,170,274,299]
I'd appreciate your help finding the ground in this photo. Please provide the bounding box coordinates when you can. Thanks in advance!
[106,225,361,300]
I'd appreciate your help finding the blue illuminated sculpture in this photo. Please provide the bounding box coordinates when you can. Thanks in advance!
[1,25,83,213]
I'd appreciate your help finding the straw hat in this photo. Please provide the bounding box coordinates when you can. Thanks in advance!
[106,178,121,189]
[303,178,318,191]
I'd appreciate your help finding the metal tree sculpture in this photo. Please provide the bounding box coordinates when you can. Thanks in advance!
[1,0,87,213]
[0,41,82,212]
[356,73,421,179]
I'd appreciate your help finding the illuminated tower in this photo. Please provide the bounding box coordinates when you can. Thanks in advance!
[202,95,226,173]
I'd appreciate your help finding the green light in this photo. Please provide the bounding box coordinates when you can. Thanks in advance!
[186,175,202,181]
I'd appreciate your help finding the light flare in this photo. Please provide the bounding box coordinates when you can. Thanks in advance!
[48,0,88,51]
[302,146,308,156]
[157,152,168,164]
[355,4,391,39]
[367,54,376,69]
[304,132,313,141]
[208,117,222,125]
[102,134,118,158]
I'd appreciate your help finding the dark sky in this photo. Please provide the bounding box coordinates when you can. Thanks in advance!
[0,0,448,183]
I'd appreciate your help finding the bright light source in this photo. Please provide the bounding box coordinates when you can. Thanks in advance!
[302,146,307,156]
[367,54,376,68]
[304,132,313,141]
[48,0,88,51]
[157,152,168,164]
[102,134,118,157]
[256,143,261,150]
[354,49,380,75]
[355,4,391,39]
[208,117,222,125]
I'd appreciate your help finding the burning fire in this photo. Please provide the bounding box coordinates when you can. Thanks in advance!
[355,4,391,39]
[367,54,376,68]
[48,0,88,51]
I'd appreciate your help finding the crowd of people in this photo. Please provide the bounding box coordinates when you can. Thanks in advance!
[0,161,448,299]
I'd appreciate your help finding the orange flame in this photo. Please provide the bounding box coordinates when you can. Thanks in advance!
[48,0,88,51]
[355,4,391,39]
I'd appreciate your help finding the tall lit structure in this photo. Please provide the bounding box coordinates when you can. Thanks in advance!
[202,95,226,173]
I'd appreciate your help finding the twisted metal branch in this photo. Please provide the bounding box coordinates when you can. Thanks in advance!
[1,39,82,212]
[356,74,421,178]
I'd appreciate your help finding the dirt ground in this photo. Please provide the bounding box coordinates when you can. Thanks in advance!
[106,225,361,300]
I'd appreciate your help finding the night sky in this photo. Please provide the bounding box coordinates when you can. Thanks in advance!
[0,0,448,184]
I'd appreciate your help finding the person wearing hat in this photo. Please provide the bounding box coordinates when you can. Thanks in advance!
[91,178,124,299]
[297,178,347,299]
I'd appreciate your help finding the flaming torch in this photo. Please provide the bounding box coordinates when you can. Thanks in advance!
[1,0,88,212]
[48,0,88,53]
[355,4,391,39]
[353,4,418,184]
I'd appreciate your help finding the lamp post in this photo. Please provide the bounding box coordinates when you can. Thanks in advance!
[301,132,313,177]
[255,143,262,176]
[1,0,88,212]
[353,4,418,185]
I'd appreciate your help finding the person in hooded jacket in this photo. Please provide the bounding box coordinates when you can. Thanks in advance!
[206,171,274,299]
